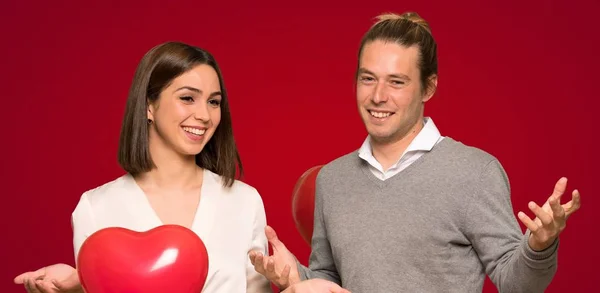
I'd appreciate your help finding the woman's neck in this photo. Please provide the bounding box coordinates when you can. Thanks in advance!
[135,135,202,191]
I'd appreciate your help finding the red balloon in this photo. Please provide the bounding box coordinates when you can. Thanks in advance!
[291,165,323,244]
[77,225,209,293]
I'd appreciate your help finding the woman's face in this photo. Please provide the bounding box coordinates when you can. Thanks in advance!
[147,64,222,157]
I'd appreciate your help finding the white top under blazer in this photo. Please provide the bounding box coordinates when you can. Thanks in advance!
[71,169,272,293]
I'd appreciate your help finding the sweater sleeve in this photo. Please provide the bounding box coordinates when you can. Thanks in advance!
[465,159,559,292]
[296,173,342,285]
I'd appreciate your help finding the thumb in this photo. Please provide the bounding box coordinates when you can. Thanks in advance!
[14,267,46,284]
[265,225,286,250]
[13,273,28,284]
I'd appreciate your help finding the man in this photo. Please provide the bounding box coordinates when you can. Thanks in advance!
[250,11,581,293]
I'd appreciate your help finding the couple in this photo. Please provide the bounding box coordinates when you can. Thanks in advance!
[14,11,581,293]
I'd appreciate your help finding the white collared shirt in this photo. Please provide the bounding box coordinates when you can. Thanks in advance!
[358,117,444,180]
[71,169,272,293]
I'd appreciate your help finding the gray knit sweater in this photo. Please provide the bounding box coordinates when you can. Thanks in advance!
[297,137,558,292]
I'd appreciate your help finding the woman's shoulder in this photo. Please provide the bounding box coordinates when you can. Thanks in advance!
[78,173,135,204]
[205,169,263,201]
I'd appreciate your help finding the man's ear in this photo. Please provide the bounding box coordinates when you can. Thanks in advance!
[422,75,438,102]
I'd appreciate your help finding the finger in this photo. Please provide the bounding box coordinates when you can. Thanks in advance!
[518,211,540,233]
[35,280,56,293]
[24,279,33,293]
[528,202,553,226]
[277,264,291,288]
[572,189,581,209]
[25,279,42,293]
[248,251,257,265]
[565,189,581,218]
[532,216,543,227]
[265,226,285,250]
[261,256,281,285]
[551,177,567,202]
[281,264,291,279]
[549,195,565,220]
[254,253,266,273]
[266,258,275,274]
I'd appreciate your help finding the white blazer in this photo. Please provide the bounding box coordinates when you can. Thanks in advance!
[71,169,272,293]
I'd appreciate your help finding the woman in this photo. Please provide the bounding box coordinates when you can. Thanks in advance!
[14,41,273,293]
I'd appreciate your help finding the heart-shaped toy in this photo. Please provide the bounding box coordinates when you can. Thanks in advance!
[291,165,323,244]
[77,225,209,293]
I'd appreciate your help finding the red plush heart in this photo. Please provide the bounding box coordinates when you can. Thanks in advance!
[77,225,209,293]
[291,165,323,244]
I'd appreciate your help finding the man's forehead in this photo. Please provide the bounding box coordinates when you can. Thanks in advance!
[357,66,411,80]
[358,57,418,78]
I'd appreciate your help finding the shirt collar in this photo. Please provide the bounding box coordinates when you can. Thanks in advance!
[358,117,442,160]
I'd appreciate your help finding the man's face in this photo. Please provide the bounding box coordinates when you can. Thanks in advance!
[356,40,436,144]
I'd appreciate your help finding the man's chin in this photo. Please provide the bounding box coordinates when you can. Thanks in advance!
[367,130,392,142]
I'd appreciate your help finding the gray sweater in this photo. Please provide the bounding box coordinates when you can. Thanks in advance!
[297,137,558,292]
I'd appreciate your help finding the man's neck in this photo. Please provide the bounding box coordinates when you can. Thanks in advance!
[371,119,424,171]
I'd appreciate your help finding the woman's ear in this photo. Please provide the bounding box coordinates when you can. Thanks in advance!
[147,100,156,123]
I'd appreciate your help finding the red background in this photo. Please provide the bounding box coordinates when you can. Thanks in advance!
[1,0,597,292]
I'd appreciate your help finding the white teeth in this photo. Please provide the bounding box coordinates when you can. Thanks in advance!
[183,127,206,135]
[369,111,392,118]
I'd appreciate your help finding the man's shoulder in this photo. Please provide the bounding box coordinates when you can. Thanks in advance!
[317,149,361,179]
[437,137,502,168]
